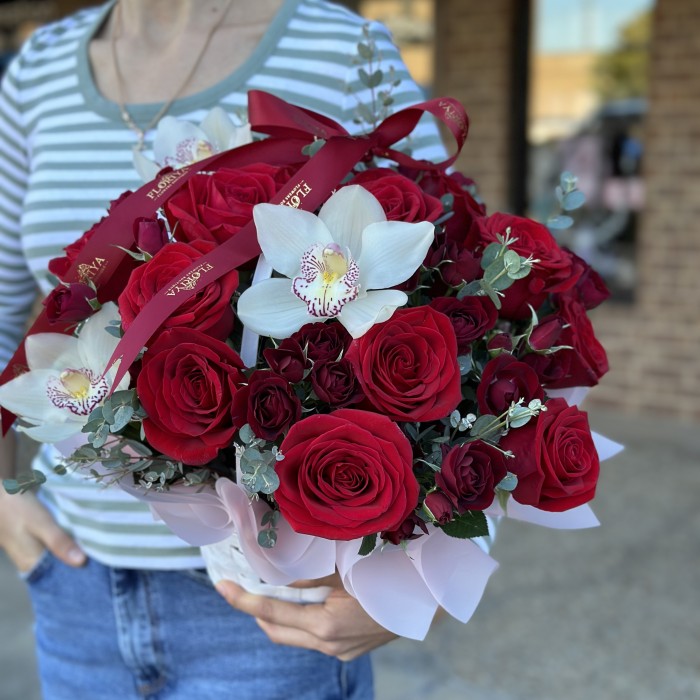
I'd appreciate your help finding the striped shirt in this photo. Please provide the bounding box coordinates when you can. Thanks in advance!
[0,0,447,568]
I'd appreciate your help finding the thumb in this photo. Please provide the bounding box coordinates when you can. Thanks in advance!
[28,505,86,567]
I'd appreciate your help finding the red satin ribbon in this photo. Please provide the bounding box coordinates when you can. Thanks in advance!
[1,91,468,433]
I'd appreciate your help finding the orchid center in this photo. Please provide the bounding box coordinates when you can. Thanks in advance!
[46,368,109,416]
[166,137,215,168]
[292,242,360,318]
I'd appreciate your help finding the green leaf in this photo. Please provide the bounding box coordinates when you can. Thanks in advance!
[258,529,278,549]
[507,261,532,280]
[3,470,46,495]
[440,511,489,539]
[508,405,534,428]
[503,249,521,275]
[480,242,503,270]
[456,280,482,300]
[358,534,377,556]
[562,190,585,211]
[483,263,512,291]
[560,171,577,191]
[238,424,255,445]
[357,41,374,60]
[110,405,134,432]
[470,414,501,440]
[547,215,574,230]
[497,472,518,492]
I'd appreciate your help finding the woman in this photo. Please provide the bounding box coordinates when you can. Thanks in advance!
[0,1,446,698]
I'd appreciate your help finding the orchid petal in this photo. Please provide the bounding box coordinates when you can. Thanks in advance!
[76,303,122,373]
[200,107,250,152]
[19,421,82,443]
[318,185,386,257]
[337,289,407,338]
[133,147,160,182]
[153,117,209,167]
[253,204,333,278]
[25,333,79,370]
[358,220,435,290]
[237,278,319,339]
[0,369,70,423]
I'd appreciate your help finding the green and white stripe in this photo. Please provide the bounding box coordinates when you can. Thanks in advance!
[0,0,446,569]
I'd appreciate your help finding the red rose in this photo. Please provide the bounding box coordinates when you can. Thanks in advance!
[118,240,239,340]
[231,370,301,442]
[290,322,352,365]
[522,297,608,389]
[275,409,419,539]
[133,217,169,256]
[165,163,282,244]
[425,239,481,291]
[137,328,247,465]
[263,338,307,384]
[476,213,580,319]
[500,398,600,512]
[406,168,486,244]
[429,296,497,355]
[562,250,610,310]
[348,168,443,222]
[424,491,453,525]
[310,359,365,408]
[437,440,507,512]
[346,306,462,422]
[43,283,96,324]
[48,222,101,282]
[477,353,544,416]
[380,513,428,545]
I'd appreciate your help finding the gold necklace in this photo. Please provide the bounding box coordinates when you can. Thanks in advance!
[110,0,234,151]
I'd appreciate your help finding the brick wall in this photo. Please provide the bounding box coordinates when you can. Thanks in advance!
[587,0,700,422]
[434,0,700,422]
[433,0,517,212]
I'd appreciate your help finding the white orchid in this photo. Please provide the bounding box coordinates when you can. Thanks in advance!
[0,303,130,443]
[133,107,252,182]
[237,185,435,339]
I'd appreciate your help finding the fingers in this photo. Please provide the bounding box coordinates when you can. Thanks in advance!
[25,498,85,567]
[288,572,342,589]
[216,581,317,629]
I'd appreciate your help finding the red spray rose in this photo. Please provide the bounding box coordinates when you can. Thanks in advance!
[43,283,97,324]
[476,353,544,416]
[133,217,169,256]
[500,398,600,512]
[231,371,301,442]
[346,306,462,422]
[165,163,282,244]
[263,338,307,384]
[429,296,498,355]
[137,328,246,465]
[118,240,239,340]
[275,409,419,540]
[290,322,352,365]
[310,359,365,408]
[475,213,581,319]
[522,297,608,389]
[436,441,507,512]
[348,168,443,222]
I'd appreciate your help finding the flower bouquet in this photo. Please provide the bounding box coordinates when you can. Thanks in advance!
[0,88,621,639]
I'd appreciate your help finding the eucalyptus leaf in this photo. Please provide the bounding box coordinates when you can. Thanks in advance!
[357,42,374,60]
[110,405,134,432]
[562,190,585,211]
[258,529,278,549]
[456,280,482,300]
[497,472,518,492]
[508,405,533,429]
[503,249,521,274]
[547,215,574,230]
[238,424,255,445]
[470,414,501,440]
[480,242,503,270]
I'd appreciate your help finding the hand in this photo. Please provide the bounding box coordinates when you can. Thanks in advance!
[0,489,86,573]
[216,573,398,660]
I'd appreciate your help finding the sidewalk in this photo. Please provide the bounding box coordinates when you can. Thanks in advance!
[2,408,698,700]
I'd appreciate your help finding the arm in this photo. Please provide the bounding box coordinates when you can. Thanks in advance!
[0,50,85,573]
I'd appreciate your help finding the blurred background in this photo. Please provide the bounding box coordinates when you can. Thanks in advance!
[1,0,698,698]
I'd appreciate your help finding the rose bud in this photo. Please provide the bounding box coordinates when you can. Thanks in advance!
[134,217,169,256]
[529,315,566,351]
[424,491,454,525]
[381,513,429,545]
[291,322,352,364]
[487,331,513,354]
[43,283,97,324]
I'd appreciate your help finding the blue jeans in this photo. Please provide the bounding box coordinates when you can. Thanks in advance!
[24,552,373,700]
